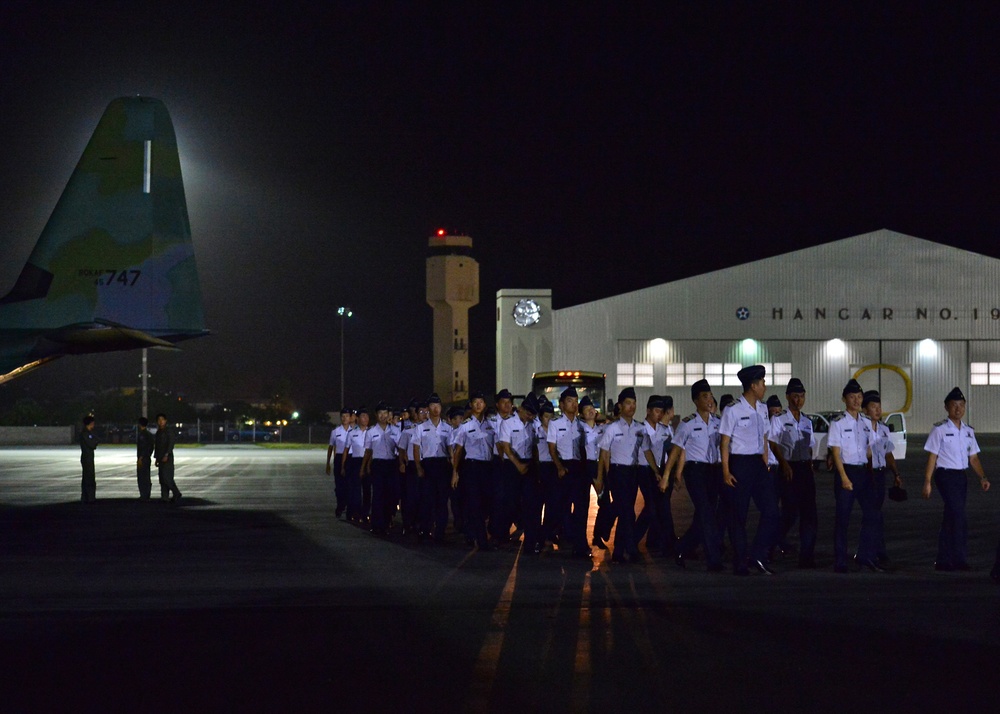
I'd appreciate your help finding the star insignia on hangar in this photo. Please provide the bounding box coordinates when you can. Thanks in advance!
[736,306,750,320]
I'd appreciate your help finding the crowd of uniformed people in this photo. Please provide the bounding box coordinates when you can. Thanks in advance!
[325,365,1000,579]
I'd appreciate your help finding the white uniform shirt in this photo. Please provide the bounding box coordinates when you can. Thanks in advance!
[769,410,815,462]
[535,418,554,462]
[498,416,537,461]
[453,416,496,462]
[641,420,671,468]
[329,424,350,454]
[869,420,894,469]
[598,417,651,466]
[582,421,605,461]
[364,423,399,460]
[827,411,873,466]
[673,412,721,464]
[397,424,419,461]
[346,426,368,458]
[488,413,514,456]
[547,414,585,460]
[719,396,769,455]
[415,418,453,459]
[924,419,980,470]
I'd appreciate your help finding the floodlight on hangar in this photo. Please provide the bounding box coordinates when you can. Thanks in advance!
[650,338,668,359]
[827,338,846,358]
[919,338,938,358]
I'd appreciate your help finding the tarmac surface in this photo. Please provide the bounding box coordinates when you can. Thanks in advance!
[2,441,999,712]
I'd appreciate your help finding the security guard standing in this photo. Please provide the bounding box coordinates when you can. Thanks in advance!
[136,417,154,500]
[922,387,989,571]
[80,415,98,503]
[548,387,592,558]
[154,413,182,503]
[597,387,654,563]
[719,365,780,575]
[452,391,497,551]
[829,379,878,572]
[768,378,818,568]
[668,379,724,571]
[326,408,353,518]
[864,390,901,564]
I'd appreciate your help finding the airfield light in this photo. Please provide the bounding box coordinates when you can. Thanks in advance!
[437,229,446,236]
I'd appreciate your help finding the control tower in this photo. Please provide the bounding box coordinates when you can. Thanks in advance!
[426,231,479,403]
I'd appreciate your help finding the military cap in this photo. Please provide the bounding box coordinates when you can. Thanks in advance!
[785,378,805,395]
[718,394,735,412]
[446,406,464,419]
[945,386,966,403]
[538,397,555,414]
[662,395,673,409]
[407,398,419,409]
[427,393,442,405]
[737,364,766,388]
[766,395,782,410]
[355,405,367,415]
[495,388,513,402]
[416,400,429,410]
[521,394,539,414]
[579,395,594,409]
[842,379,863,396]
[339,407,352,415]
[617,387,637,403]
[691,379,711,401]
[862,390,881,407]
[560,386,579,401]
[470,391,486,402]
[375,401,390,412]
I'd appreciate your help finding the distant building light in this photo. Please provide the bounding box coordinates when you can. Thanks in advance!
[437,229,446,236]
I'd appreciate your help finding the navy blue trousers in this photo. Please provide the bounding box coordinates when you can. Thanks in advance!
[591,460,614,542]
[722,454,779,571]
[400,461,421,530]
[608,464,640,559]
[778,461,818,562]
[677,462,723,568]
[539,462,560,542]
[559,460,591,554]
[871,466,888,560]
[492,459,524,541]
[345,456,364,520]
[462,459,492,547]
[332,452,346,514]
[834,464,878,566]
[370,459,398,531]
[934,468,969,568]
[635,466,673,554]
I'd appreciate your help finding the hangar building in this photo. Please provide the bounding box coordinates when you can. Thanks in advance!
[496,229,1000,432]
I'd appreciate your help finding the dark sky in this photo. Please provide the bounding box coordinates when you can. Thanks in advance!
[2,2,999,413]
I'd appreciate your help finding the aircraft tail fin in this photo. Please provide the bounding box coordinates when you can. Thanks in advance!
[0,97,206,341]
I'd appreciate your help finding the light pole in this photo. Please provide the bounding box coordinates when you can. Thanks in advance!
[338,306,353,406]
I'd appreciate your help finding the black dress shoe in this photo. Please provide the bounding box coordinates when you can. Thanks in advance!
[859,559,886,573]
[753,559,775,575]
[674,553,686,570]
[572,550,593,560]
[532,542,543,554]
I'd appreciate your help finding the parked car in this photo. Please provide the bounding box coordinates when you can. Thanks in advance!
[806,411,907,465]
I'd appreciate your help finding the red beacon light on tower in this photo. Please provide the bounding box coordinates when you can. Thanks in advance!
[436,229,446,237]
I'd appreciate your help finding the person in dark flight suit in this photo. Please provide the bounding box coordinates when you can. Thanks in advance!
[136,417,154,500]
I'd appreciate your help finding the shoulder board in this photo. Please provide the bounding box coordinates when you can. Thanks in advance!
[933,419,947,427]
[967,424,975,431]
[831,414,845,422]
[463,417,473,424]
[682,414,695,423]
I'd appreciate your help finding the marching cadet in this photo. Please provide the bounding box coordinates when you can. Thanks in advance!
[548,387,592,558]
[79,415,98,504]
[535,396,560,547]
[634,396,670,556]
[342,407,370,524]
[768,379,818,568]
[154,413,182,503]
[136,416,154,500]
[452,391,497,551]
[829,379,879,572]
[446,405,466,536]
[863,390,901,565]
[396,400,426,536]
[597,387,655,564]
[592,403,620,548]
[580,396,608,550]
[497,394,541,551]
[764,394,792,557]
[719,365,780,575]
[667,379,724,572]
[654,396,677,556]
[488,389,516,542]
[413,394,453,542]
[362,402,401,536]
[326,407,353,518]
[922,387,989,571]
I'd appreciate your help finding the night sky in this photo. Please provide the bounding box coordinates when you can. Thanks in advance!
[2,2,999,414]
